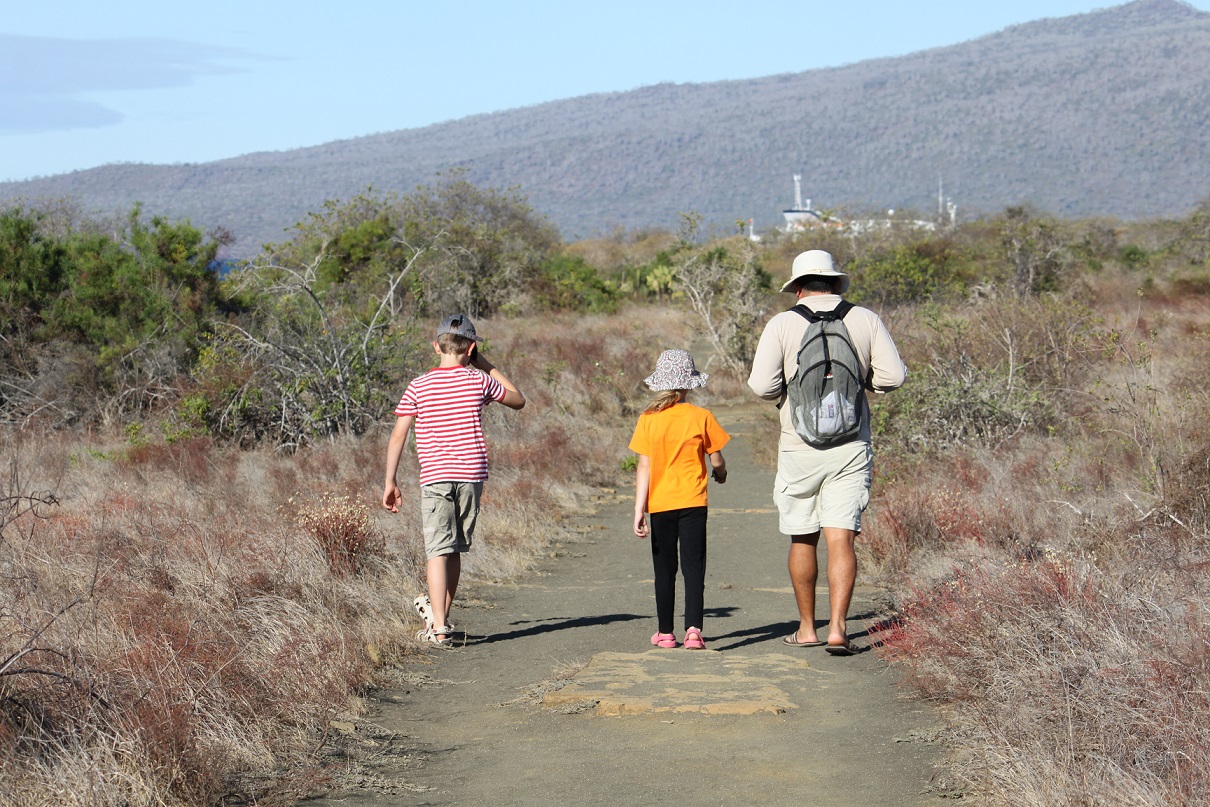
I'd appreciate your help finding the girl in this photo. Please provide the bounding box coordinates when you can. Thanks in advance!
[629,349,730,650]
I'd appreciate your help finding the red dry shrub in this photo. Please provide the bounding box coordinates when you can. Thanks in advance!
[267,461,302,503]
[863,484,1002,567]
[950,451,990,490]
[493,424,573,476]
[120,436,215,486]
[488,475,559,522]
[877,551,1210,803]
[292,492,385,576]
[1170,275,1210,297]
[1164,443,1210,527]
[232,569,305,603]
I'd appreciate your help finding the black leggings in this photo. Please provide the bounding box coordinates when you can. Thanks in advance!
[649,506,708,634]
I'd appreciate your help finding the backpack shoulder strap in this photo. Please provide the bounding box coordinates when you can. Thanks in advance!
[789,300,855,322]
[788,304,822,323]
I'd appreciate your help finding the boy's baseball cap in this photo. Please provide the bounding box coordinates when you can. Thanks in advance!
[436,313,478,341]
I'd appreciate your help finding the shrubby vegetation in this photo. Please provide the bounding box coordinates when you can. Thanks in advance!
[0,205,227,426]
[2,180,1209,804]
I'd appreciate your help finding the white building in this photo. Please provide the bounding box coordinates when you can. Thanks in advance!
[782,174,835,231]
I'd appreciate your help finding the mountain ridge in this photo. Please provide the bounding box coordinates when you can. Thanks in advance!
[2,0,1208,255]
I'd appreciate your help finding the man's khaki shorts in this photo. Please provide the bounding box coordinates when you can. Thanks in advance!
[774,442,872,535]
[420,481,482,559]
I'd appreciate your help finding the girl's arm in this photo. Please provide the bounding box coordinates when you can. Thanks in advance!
[633,454,651,538]
[709,451,727,484]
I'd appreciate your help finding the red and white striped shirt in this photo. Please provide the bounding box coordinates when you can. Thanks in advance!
[394,366,507,485]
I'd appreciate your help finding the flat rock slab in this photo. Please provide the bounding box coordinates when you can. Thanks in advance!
[544,650,816,715]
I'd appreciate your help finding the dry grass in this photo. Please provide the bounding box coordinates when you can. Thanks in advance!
[9,274,1206,804]
[0,309,692,804]
[867,279,1210,804]
[0,434,412,805]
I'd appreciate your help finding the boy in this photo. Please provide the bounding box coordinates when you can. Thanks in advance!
[382,313,525,646]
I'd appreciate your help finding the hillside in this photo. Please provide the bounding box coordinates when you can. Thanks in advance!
[2,0,1208,255]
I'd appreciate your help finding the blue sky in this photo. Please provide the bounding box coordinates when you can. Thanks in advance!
[2,1,1206,183]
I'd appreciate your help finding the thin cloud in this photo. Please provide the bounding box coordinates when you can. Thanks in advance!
[0,33,265,132]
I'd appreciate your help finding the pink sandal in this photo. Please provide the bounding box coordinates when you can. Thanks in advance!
[683,627,706,650]
[651,632,678,648]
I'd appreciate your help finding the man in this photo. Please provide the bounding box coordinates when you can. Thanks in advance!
[747,250,906,655]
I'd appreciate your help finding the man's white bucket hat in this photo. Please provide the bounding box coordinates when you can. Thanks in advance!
[780,249,850,295]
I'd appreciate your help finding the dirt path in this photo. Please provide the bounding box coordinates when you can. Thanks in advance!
[312,405,946,806]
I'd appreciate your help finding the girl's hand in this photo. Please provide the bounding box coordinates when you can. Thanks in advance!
[633,511,649,539]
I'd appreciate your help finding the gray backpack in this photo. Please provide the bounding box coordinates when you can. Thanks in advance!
[787,301,864,448]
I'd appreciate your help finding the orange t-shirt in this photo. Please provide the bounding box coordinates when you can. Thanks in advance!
[628,402,730,513]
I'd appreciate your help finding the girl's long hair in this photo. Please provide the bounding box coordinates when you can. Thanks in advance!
[644,389,686,415]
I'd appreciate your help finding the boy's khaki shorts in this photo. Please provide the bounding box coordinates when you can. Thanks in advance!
[420,481,482,559]
[774,442,872,535]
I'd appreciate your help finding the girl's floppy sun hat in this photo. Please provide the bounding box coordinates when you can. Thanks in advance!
[644,349,708,391]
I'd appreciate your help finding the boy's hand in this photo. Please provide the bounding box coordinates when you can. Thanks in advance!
[712,467,727,484]
[633,511,649,539]
[470,348,493,372]
[382,485,402,512]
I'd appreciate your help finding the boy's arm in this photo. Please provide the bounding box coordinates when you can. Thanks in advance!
[471,352,526,410]
[709,451,727,484]
[633,455,650,538]
[382,415,415,512]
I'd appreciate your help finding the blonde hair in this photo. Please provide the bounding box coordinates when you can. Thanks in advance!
[437,333,474,355]
[644,389,687,414]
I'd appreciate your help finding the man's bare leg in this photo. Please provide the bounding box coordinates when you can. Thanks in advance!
[821,527,857,644]
[788,534,821,643]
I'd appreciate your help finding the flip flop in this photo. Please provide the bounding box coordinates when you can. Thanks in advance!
[825,639,858,656]
[783,633,826,647]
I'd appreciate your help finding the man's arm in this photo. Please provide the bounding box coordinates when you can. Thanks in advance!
[382,415,414,512]
[867,316,907,393]
[747,318,787,401]
[472,352,526,410]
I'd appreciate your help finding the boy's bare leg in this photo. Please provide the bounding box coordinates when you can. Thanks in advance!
[821,527,857,644]
[426,553,461,636]
[788,534,821,643]
[444,553,461,620]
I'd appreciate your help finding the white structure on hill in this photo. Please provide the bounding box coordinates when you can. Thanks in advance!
[782,175,833,231]
[775,174,957,235]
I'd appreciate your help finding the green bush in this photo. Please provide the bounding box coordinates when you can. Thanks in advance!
[848,241,964,306]
[0,208,69,335]
[534,254,618,313]
[1118,244,1150,269]
[874,299,1092,451]
[0,204,228,422]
